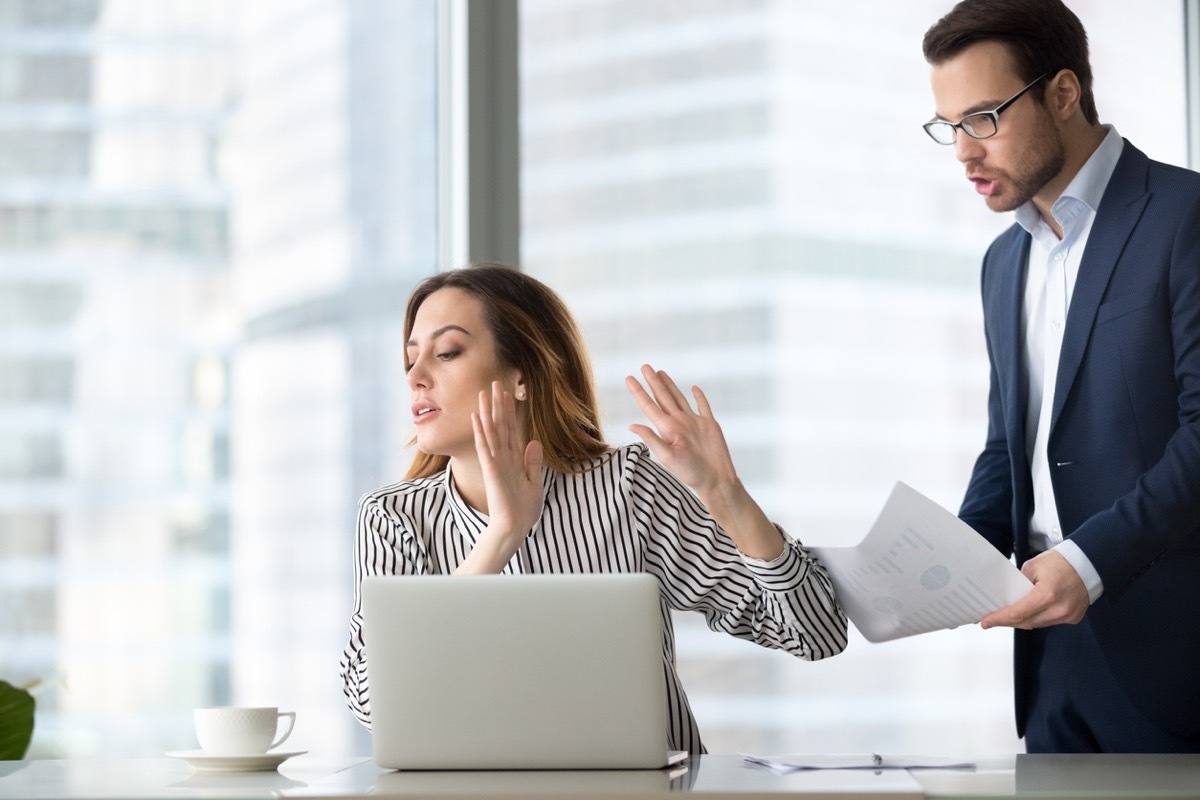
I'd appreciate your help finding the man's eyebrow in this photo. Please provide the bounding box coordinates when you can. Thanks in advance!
[932,96,1006,123]
[962,97,1005,116]
[406,324,471,348]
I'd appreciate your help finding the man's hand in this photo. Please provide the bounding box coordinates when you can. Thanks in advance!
[980,550,1090,630]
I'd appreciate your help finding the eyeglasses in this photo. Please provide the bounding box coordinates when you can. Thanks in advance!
[923,72,1051,145]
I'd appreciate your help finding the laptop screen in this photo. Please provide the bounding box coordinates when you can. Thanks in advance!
[361,573,679,770]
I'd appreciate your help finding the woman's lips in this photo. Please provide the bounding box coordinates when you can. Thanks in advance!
[412,402,439,424]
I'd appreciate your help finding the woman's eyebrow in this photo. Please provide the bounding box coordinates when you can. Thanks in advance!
[406,324,471,348]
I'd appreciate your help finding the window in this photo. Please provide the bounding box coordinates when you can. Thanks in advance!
[0,0,1190,759]
[519,0,1188,754]
[0,0,438,757]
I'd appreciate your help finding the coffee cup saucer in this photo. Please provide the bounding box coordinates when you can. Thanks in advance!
[165,749,307,772]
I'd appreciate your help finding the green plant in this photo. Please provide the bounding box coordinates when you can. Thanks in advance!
[0,680,35,760]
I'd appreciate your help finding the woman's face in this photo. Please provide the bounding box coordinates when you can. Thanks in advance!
[405,287,523,462]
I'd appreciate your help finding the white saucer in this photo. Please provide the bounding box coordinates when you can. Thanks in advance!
[165,749,307,772]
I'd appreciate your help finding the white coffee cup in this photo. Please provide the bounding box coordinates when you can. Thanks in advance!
[193,706,296,756]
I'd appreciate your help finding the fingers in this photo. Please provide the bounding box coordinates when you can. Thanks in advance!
[982,602,1056,630]
[491,381,512,452]
[474,389,497,458]
[639,364,691,414]
[979,558,1088,630]
[980,597,1036,630]
[474,382,519,459]
[691,384,713,419]
[625,374,667,427]
[524,439,544,480]
[471,410,490,463]
[626,365,702,418]
[626,422,664,449]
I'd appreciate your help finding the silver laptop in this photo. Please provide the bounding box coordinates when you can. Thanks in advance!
[361,572,688,770]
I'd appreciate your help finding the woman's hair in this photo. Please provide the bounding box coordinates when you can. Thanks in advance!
[922,0,1098,126]
[403,263,609,479]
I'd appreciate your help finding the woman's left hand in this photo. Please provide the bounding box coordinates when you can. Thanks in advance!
[625,364,737,497]
[625,363,784,562]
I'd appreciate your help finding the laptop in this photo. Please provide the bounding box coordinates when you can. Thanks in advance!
[361,572,688,771]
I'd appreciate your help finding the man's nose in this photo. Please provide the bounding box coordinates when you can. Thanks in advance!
[954,132,985,163]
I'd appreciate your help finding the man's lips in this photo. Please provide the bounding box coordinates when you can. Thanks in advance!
[969,175,998,197]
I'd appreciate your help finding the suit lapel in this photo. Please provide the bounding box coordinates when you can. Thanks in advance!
[994,233,1030,445]
[1051,144,1150,428]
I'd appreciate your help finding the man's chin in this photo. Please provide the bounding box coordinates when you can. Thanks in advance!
[984,192,1023,213]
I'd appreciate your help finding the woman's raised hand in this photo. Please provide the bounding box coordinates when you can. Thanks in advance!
[474,381,544,535]
[625,364,783,562]
[458,382,544,573]
[625,364,738,497]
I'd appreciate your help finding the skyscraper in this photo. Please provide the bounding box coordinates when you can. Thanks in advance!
[226,0,437,756]
[0,0,236,754]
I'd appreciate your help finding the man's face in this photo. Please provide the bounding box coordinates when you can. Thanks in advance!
[929,41,1065,213]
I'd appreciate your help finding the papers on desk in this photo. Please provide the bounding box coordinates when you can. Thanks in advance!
[744,754,975,772]
[809,482,1032,643]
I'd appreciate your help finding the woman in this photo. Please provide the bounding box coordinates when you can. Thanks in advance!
[339,264,847,753]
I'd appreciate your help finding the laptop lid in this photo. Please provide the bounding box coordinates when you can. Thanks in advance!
[361,572,685,770]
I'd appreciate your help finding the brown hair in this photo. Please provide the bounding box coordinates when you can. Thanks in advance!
[403,263,609,479]
[922,0,1098,125]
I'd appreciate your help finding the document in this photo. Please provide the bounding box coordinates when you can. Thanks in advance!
[809,482,1032,642]
[744,754,975,772]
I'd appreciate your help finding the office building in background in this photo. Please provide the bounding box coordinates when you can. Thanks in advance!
[0,0,235,753]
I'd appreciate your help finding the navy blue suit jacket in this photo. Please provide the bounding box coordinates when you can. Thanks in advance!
[958,140,1200,738]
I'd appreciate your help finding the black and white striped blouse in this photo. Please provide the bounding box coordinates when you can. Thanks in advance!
[339,442,847,754]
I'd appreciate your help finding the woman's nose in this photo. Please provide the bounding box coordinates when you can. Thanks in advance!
[406,358,428,389]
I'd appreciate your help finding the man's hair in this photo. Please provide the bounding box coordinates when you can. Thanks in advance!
[402,263,609,480]
[922,0,1098,125]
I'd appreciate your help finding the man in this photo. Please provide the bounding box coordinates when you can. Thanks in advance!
[922,0,1200,752]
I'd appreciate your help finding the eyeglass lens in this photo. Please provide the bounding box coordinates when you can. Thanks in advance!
[926,112,998,144]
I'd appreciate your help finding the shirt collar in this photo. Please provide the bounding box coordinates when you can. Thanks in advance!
[442,462,488,537]
[1015,124,1124,235]
[441,460,554,539]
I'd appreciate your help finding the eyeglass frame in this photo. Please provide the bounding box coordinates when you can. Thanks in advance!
[923,72,1052,145]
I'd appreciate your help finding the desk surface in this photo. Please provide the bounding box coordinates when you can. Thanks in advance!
[2,754,1200,799]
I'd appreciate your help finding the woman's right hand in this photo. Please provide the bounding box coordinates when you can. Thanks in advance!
[455,381,544,574]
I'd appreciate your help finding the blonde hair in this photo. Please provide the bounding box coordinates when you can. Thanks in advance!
[403,264,608,479]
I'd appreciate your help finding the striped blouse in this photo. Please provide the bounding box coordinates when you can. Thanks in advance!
[339,442,847,754]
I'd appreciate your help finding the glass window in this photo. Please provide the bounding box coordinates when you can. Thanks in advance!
[0,0,1188,761]
[519,0,1188,754]
[0,0,438,758]
[0,53,92,103]
[0,0,101,30]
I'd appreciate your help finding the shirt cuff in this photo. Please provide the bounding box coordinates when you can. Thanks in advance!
[1053,539,1104,603]
[741,528,806,592]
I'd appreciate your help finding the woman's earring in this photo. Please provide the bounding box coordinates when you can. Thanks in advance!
[516,390,526,400]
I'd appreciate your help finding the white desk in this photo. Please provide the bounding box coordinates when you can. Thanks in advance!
[3,754,1200,799]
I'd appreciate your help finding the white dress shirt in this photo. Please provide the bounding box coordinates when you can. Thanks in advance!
[1015,124,1125,603]
[339,442,848,754]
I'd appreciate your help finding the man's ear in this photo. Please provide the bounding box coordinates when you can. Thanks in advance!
[1047,69,1082,121]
